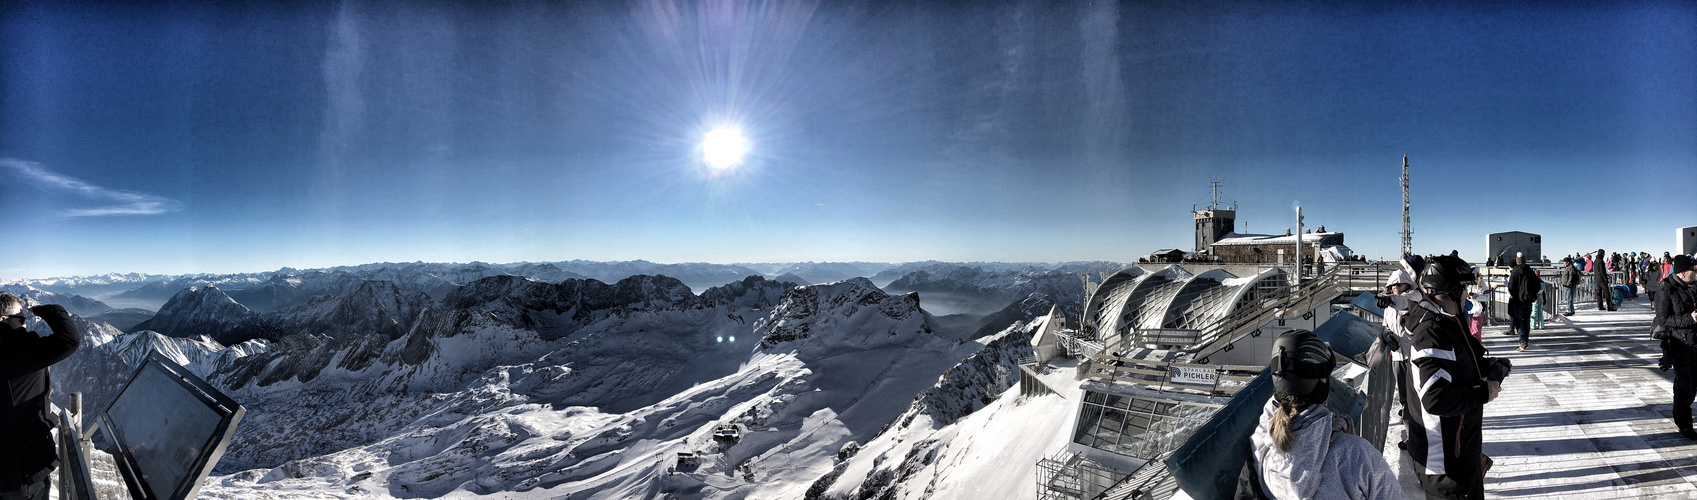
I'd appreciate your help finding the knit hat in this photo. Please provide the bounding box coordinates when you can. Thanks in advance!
[1673,255,1695,276]
[1271,330,1335,405]
[1387,269,1416,288]
[1401,255,1427,276]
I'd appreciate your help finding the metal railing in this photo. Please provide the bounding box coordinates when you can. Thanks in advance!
[55,394,97,500]
[1187,265,1349,362]
[1477,268,1616,325]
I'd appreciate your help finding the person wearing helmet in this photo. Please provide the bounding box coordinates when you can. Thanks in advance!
[1235,330,1403,500]
[1400,255,1510,500]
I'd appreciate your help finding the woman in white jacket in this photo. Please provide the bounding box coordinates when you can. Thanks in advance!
[1236,330,1406,500]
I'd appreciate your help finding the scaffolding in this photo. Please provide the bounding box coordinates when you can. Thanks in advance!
[1036,452,1129,500]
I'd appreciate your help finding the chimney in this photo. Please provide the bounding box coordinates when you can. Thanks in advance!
[1318,225,1325,232]
[1286,228,1292,236]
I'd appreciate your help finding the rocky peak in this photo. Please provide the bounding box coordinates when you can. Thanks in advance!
[131,285,256,339]
[700,275,800,309]
[756,278,934,351]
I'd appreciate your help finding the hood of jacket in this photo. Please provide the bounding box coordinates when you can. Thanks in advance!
[1250,399,1348,498]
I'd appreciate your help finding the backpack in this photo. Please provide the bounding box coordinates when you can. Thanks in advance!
[1514,268,1542,301]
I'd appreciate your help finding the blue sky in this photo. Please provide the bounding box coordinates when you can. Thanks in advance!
[2,0,1693,279]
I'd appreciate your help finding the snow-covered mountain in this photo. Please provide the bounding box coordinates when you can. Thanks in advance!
[24,262,1097,500]
[0,284,114,317]
[129,285,258,343]
[763,262,888,286]
[128,276,1002,500]
[807,319,1077,500]
[880,263,1103,339]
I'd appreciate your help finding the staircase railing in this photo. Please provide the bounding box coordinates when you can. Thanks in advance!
[1186,266,1347,362]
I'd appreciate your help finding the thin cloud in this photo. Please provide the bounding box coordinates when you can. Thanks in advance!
[1,158,183,217]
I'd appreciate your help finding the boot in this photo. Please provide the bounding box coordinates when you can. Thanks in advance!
[1676,405,1694,439]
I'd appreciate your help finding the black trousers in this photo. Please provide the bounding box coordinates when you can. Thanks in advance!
[0,479,47,500]
[1509,303,1533,342]
[1675,342,1696,431]
[1419,471,1485,500]
[1598,282,1614,310]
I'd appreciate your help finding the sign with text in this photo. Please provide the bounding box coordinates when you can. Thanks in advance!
[1168,366,1218,388]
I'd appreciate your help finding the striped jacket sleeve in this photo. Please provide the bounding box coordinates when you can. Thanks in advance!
[1409,310,1488,417]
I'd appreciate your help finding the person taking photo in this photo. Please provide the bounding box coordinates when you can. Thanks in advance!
[0,293,81,500]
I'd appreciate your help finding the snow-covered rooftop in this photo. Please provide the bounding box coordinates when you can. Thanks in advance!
[1210,231,1341,246]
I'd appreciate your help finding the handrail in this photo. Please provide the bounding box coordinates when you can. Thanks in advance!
[56,400,97,500]
[1186,266,1349,361]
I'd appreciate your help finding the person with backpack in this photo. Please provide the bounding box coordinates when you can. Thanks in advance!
[1507,254,1541,351]
[1560,256,1583,316]
[1235,330,1405,500]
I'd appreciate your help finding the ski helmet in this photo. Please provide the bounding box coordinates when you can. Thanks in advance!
[1271,330,1334,405]
[1420,254,1476,298]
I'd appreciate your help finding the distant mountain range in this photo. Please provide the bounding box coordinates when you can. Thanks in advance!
[12,259,1139,499]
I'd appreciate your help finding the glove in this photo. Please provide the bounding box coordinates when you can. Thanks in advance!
[1375,294,1395,309]
[29,304,68,319]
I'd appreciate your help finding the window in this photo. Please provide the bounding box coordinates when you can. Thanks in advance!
[1073,390,1217,459]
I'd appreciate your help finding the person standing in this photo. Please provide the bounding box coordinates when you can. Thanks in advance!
[1596,249,1615,311]
[1560,256,1582,316]
[1402,255,1508,500]
[1507,254,1540,351]
[1657,256,1697,440]
[1,293,82,500]
[1236,330,1406,500]
[1645,259,1664,304]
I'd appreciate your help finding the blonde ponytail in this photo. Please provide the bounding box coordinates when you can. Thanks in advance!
[1269,394,1306,453]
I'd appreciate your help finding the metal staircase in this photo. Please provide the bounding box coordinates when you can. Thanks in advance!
[1184,266,1347,363]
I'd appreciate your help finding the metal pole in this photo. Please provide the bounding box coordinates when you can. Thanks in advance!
[1295,206,1305,285]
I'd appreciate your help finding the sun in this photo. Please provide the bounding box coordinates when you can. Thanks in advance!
[701,127,748,170]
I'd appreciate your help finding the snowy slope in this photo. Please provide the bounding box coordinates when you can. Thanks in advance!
[25,265,1086,500]
[185,277,980,500]
[806,319,1076,500]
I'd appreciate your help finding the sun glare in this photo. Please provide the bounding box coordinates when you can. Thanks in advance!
[702,128,748,170]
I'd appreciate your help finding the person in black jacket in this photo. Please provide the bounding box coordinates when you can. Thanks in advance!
[1559,257,1582,315]
[1505,255,1540,351]
[0,293,81,500]
[1400,256,1508,500]
[1595,249,1615,311]
[1656,255,1697,440]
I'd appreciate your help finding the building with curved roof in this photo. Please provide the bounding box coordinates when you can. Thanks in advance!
[1080,265,1289,353]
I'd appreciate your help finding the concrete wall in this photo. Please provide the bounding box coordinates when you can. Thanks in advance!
[1133,263,1290,278]
[1207,243,1330,265]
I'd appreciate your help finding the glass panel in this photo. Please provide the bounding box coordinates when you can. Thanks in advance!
[1085,390,1106,405]
[1073,404,1104,445]
[1103,394,1127,410]
[1094,408,1126,450]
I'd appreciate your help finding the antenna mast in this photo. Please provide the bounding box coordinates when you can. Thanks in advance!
[1400,155,1412,257]
[1209,178,1221,210]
